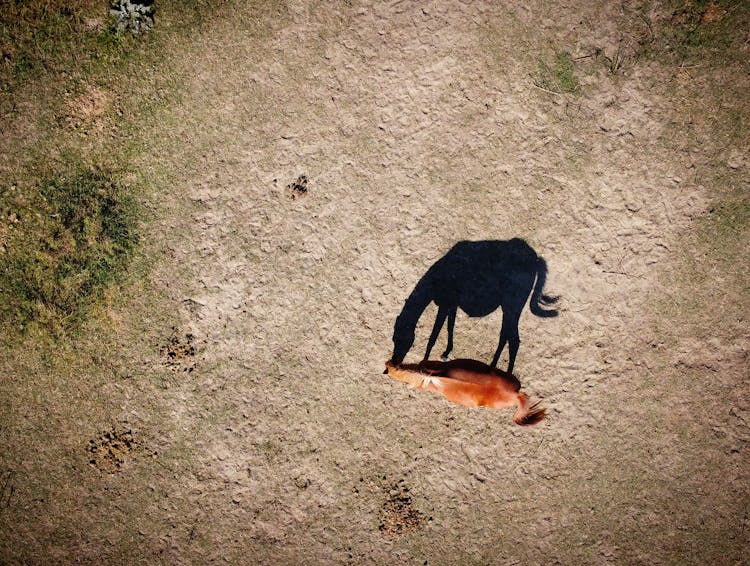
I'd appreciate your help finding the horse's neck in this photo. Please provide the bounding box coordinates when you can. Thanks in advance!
[394,280,434,332]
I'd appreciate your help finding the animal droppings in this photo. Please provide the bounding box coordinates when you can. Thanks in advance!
[288,175,309,199]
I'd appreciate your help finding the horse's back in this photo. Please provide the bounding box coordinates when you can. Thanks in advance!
[427,374,519,409]
[443,359,521,391]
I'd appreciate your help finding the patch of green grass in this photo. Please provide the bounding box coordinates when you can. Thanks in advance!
[534,51,580,94]
[652,0,750,62]
[0,167,139,335]
[704,197,749,247]
[656,178,749,344]
[696,194,750,295]
[0,0,233,94]
[0,1,123,92]
[0,2,246,340]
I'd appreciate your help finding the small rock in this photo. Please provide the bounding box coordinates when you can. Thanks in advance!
[110,0,155,36]
[625,201,642,212]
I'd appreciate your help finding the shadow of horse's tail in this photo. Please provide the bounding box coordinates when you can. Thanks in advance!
[513,393,547,426]
[529,257,559,318]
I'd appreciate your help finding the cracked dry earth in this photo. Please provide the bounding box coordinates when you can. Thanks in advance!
[1,1,749,564]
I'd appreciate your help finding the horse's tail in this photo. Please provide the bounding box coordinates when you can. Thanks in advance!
[512,392,546,426]
[529,256,559,318]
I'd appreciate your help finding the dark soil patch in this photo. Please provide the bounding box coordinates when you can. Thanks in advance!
[287,174,308,199]
[160,328,195,372]
[87,428,138,474]
[379,480,424,537]
[0,470,15,510]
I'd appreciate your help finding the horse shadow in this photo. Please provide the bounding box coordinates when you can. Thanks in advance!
[390,238,558,373]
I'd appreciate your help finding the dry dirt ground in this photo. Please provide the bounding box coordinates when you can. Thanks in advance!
[1,1,749,564]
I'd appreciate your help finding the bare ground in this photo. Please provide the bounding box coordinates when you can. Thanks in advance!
[1,1,749,564]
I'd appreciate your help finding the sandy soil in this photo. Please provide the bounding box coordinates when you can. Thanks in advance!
[1,1,748,564]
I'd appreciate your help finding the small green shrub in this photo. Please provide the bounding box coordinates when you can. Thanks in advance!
[534,51,580,94]
[0,168,138,334]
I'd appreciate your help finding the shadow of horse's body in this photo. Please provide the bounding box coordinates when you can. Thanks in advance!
[391,239,557,373]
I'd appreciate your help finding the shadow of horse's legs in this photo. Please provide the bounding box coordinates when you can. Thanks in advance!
[424,306,459,361]
[491,309,521,372]
[492,338,522,372]
[441,308,456,361]
[424,305,449,361]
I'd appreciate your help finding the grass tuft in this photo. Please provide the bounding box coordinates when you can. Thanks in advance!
[534,51,580,94]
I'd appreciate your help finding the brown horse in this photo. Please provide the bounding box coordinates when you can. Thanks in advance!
[384,358,546,426]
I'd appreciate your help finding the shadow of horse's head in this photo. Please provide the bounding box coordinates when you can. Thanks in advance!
[390,328,414,366]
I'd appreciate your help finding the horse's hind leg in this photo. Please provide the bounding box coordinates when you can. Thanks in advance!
[440,308,456,361]
[424,305,449,361]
